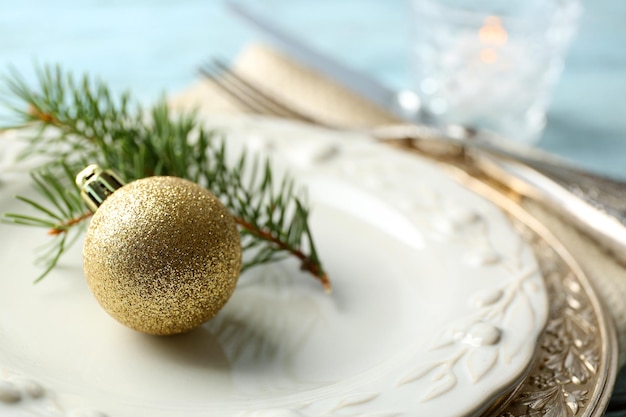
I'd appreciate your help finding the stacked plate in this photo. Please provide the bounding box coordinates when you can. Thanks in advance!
[0,116,615,417]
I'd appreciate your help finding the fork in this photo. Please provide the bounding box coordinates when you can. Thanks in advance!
[198,60,591,166]
[197,59,619,178]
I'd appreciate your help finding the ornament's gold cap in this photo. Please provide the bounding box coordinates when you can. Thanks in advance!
[76,164,125,212]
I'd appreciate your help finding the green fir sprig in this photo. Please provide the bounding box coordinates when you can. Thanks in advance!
[0,65,330,291]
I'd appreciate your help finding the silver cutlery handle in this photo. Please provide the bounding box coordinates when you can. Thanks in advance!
[373,123,626,265]
[482,156,626,265]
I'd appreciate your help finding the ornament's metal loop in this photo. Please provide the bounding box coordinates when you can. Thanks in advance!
[76,164,125,212]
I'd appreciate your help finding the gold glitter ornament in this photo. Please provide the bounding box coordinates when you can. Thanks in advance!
[77,165,242,335]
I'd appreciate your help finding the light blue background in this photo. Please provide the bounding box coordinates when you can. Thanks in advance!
[2,1,626,414]
[1,0,625,177]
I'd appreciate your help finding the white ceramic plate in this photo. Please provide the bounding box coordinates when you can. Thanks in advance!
[0,116,548,417]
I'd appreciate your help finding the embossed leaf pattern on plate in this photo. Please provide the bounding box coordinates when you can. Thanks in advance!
[497,230,604,417]
[387,194,542,401]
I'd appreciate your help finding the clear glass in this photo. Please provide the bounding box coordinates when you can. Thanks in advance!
[410,0,582,144]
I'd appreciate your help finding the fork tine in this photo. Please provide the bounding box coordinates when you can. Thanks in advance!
[203,59,300,120]
[212,59,320,124]
[199,60,274,116]
[199,59,324,126]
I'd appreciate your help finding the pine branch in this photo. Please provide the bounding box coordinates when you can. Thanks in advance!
[2,163,88,282]
[0,65,329,290]
[48,211,92,235]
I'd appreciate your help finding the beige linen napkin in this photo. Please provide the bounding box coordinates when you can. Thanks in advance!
[172,42,626,366]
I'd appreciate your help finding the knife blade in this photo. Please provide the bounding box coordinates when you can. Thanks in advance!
[225,1,419,122]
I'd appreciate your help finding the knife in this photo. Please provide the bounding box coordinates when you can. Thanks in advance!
[226,1,420,122]
[226,0,626,266]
